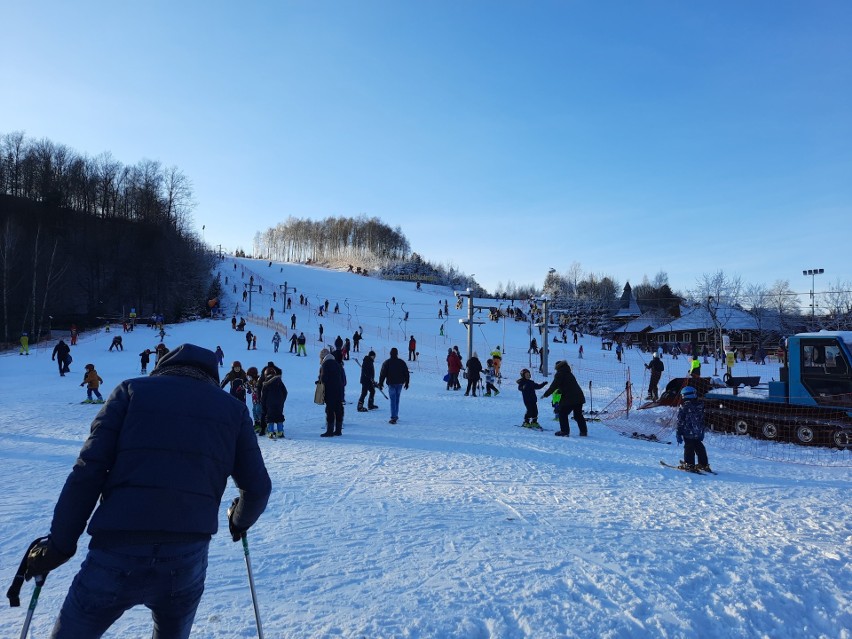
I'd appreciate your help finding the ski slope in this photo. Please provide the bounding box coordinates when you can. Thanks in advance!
[1,257,849,639]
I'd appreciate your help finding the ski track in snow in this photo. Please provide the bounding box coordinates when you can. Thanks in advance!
[1,257,850,639]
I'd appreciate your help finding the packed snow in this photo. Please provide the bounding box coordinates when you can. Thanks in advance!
[1,258,849,639]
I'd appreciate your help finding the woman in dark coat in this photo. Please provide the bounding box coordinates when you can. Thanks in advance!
[464,353,483,397]
[542,360,588,437]
[261,369,288,439]
[319,349,345,437]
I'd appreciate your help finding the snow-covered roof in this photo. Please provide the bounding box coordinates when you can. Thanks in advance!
[612,283,641,318]
[612,309,671,334]
[649,304,781,333]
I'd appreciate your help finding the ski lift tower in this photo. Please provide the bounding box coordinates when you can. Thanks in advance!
[532,295,558,376]
[280,281,297,313]
[455,288,488,364]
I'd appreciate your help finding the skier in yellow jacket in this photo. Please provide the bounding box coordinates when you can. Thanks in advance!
[80,364,104,403]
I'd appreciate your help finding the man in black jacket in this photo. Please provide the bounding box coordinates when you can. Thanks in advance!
[51,339,71,376]
[378,347,410,424]
[645,352,665,400]
[357,350,378,412]
[320,349,345,437]
[542,360,588,437]
[24,344,272,638]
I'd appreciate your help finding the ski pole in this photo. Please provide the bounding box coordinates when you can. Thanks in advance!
[240,532,265,639]
[19,575,45,639]
[7,536,50,639]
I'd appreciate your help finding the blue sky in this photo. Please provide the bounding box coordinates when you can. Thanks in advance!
[2,1,850,298]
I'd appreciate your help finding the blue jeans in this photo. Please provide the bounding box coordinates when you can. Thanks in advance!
[388,384,403,419]
[51,540,209,639]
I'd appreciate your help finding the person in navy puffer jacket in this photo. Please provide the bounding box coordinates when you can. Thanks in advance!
[23,343,272,639]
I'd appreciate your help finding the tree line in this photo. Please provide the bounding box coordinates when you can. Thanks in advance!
[253,215,410,265]
[0,131,194,232]
[0,132,213,345]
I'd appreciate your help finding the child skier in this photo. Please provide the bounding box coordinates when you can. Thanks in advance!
[483,359,500,396]
[517,368,547,428]
[246,366,262,432]
[139,349,151,374]
[676,386,711,472]
[550,389,562,421]
[80,364,104,403]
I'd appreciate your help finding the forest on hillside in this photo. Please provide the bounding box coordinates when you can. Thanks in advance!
[0,131,213,344]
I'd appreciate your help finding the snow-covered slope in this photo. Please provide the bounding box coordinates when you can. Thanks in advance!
[1,257,849,638]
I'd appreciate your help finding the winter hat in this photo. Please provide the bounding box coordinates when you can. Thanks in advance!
[153,343,220,384]
[368,350,376,358]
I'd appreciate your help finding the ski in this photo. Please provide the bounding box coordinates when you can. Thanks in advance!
[517,424,548,432]
[660,460,713,475]
[621,432,672,445]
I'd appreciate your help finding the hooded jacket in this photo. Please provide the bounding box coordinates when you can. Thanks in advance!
[542,360,586,406]
[49,344,271,556]
[261,374,288,422]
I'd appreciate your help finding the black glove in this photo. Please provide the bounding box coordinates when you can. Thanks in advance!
[404,383,409,390]
[227,497,246,542]
[25,537,71,579]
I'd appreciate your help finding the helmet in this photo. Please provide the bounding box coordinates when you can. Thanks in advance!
[520,368,531,376]
[681,386,698,400]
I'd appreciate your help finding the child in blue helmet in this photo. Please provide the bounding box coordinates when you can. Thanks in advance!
[676,386,711,472]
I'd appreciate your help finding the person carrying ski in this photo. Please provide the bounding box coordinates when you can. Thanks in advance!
[22,344,271,638]
[676,386,711,472]
[542,360,588,437]
[517,368,547,428]
[272,331,282,353]
[378,347,409,424]
[80,364,104,403]
[357,350,379,412]
[645,352,665,400]
[484,360,500,396]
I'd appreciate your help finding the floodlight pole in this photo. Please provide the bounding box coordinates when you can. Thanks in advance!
[803,268,824,326]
